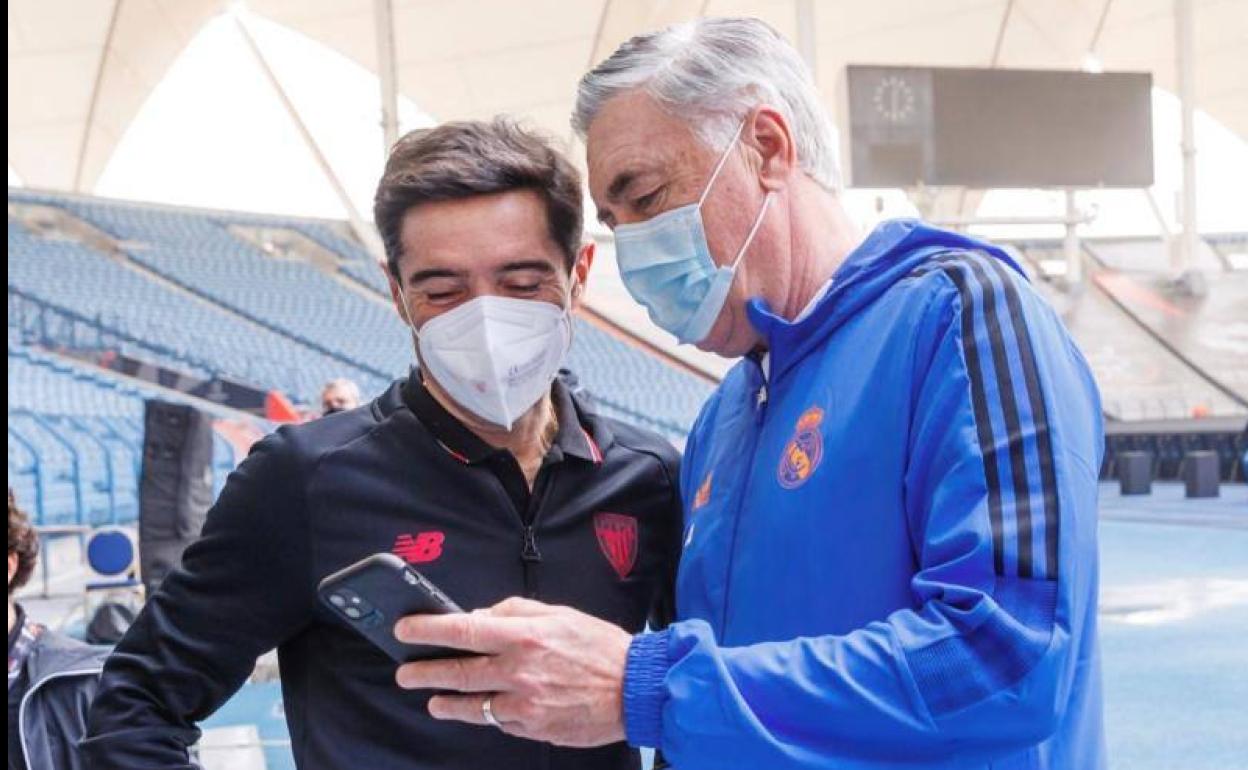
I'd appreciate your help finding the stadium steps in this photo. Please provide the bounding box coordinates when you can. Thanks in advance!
[1009,239,1248,421]
[1082,242,1248,414]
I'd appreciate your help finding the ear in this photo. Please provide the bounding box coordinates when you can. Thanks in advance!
[571,242,595,311]
[8,552,17,587]
[743,105,797,193]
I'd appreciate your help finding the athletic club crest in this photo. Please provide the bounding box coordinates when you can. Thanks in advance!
[593,513,638,579]
[777,407,825,489]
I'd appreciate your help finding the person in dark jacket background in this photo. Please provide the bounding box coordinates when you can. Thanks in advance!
[8,490,109,770]
[82,119,684,769]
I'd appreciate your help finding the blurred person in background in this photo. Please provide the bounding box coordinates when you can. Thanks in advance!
[8,490,108,770]
[320,378,362,416]
[392,17,1106,770]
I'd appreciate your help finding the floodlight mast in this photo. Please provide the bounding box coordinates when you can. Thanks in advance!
[1174,0,1199,287]
[374,0,400,155]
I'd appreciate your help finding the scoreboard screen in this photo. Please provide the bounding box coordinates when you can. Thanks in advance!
[845,65,1154,188]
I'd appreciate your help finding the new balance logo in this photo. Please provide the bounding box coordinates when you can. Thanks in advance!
[393,532,445,564]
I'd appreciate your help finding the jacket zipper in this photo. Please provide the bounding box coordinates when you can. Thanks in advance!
[520,466,560,599]
[718,361,770,636]
[521,467,559,770]
[521,522,542,600]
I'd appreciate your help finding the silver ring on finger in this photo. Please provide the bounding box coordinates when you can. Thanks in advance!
[482,694,502,729]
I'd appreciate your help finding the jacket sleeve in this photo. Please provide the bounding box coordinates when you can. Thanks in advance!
[622,258,1102,768]
[83,428,316,769]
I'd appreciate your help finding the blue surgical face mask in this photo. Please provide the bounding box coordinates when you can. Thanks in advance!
[612,120,774,345]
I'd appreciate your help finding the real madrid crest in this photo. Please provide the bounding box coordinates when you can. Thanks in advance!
[777,407,825,489]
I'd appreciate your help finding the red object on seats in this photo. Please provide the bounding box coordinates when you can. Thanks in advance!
[265,391,303,423]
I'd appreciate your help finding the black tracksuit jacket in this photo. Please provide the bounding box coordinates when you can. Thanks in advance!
[83,373,683,769]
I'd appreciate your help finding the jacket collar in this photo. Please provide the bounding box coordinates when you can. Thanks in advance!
[399,370,608,465]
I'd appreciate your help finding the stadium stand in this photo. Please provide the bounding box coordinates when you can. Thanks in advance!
[337,256,394,296]
[1008,238,1248,421]
[9,189,713,435]
[9,344,242,526]
[1205,232,1248,270]
[8,188,715,527]
[8,214,389,401]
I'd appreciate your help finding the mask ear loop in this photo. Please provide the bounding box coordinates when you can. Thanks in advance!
[397,284,420,341]
[730,191,774,271]
[396,283,431,388]
[556,279,579,359]
[696,118,750,210]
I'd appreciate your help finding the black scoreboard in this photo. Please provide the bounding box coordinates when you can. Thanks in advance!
[845,65,1154,188]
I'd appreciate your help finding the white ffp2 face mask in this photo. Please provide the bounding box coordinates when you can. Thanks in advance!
[400,293,573,430]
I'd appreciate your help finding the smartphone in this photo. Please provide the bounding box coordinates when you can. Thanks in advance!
[317,552,468,663]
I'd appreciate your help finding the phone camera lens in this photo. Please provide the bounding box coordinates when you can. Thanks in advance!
[329,594,347,608]
[344,606,362,620]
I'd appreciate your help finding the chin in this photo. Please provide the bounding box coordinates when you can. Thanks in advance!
[695,336,740,359]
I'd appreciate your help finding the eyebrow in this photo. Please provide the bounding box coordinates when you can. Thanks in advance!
[606,170,639,202]
[599,163,669,225]
[597,170,642,227]
[407,267,464,286]
[497,260,556,276]
[407,261,556,287]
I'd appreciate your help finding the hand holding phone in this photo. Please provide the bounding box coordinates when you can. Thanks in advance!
[317,553,469,663]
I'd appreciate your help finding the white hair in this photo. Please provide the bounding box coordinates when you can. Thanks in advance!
[573,17,841,191]
[321,378,361,400]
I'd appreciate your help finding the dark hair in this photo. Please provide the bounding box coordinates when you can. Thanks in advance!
[8,489,38,594]
[373,118,584,281]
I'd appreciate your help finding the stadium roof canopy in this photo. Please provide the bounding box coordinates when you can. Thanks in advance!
[8,0,1246,194]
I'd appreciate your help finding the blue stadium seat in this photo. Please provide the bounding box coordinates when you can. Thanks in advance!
[6,344,250,526]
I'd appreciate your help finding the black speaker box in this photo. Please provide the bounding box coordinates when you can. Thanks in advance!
[139,400,214,594]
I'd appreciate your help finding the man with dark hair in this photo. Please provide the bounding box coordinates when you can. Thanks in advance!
[9,490,109,770]
[84,119,683,769]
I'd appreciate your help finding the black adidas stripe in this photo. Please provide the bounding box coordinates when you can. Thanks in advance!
[924,261,1006,576]
[943,255,1038,579]
[981,259,1060,579]
[915,253,1061,580]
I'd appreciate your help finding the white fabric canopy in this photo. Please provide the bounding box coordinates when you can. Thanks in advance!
[9,0,1246,193]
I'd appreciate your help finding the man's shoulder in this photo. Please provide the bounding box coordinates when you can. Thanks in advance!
[601,416,681,472]
[255,379,407,471]
[28,628,110,684]
[561,375,682,472]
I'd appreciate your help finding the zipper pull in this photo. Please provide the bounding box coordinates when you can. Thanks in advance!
[521,526,542,562]
[756,384,768,410]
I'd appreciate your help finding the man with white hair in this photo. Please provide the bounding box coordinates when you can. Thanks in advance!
[393,18,1105,770]
[320,377,362,415]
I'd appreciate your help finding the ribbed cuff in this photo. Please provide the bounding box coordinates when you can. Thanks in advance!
[622,630,671,748]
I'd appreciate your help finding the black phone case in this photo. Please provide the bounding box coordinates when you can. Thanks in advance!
[317,552,466,663]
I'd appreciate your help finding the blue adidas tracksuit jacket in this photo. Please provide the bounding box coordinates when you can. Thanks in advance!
[622,219,1106,769]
